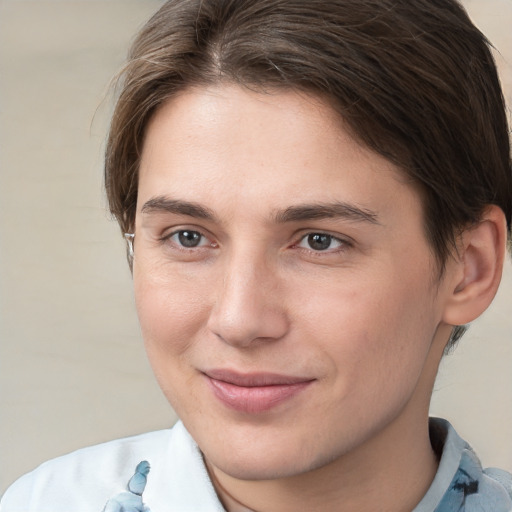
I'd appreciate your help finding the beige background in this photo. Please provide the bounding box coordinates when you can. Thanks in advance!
[0,0,511,494]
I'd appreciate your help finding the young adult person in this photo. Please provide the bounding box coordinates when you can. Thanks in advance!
[2,0,511,511]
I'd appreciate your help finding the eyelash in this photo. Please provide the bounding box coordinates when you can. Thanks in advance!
[295,232,351,254]
[160,229,217,251]
[160,228,352,256]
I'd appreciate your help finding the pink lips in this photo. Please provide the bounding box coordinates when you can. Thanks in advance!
[204,369,314,414]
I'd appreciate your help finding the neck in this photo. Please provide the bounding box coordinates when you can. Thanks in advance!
[207,391,439,512]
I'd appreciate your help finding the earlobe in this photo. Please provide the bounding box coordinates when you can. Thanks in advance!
[442,205,507,327]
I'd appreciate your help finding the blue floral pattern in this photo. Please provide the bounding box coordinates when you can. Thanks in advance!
[103,461,152,512]
[435,448,512,511]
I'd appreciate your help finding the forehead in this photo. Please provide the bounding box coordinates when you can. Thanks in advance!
[137,84,425,240]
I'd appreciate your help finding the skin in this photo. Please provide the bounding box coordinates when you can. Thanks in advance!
[132,85,503,511]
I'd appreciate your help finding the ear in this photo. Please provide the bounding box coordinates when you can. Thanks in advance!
[442,205,507,326]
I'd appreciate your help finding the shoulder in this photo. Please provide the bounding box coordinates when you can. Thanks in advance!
[0,422,223,512]
[0,428,172,512]
[415,418,512,512]
[440,448,512,511]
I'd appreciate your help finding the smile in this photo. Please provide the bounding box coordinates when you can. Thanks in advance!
[203,369,314,414]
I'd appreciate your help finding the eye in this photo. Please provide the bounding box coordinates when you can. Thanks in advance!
[297,233,346,252]
[167,229,212,248]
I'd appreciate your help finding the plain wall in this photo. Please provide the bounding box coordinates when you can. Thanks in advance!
[0,0,511,493]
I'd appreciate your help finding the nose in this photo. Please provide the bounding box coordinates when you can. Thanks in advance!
[206,251,289,348]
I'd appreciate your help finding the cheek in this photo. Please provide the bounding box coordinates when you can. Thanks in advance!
[133,265,210,359]
[133,269,212,416]
[299,266,437,389]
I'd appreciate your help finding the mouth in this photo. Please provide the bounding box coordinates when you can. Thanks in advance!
[203,369,315,414]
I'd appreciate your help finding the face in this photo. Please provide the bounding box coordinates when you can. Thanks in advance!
[134,85,453,480]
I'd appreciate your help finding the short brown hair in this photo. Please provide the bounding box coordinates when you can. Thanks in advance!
[105,0,511,342]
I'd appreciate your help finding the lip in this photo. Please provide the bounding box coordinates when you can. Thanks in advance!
[203,369,314,414]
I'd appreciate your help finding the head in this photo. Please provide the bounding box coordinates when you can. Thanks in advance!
[104,0,511,485]
[106,0,511,349]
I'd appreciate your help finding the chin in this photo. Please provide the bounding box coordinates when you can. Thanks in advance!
[203,433,342,482]
[209,453,309,481]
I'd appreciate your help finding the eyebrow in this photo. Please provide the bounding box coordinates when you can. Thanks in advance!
[273,202,381,225]
[141,196,380,225]
[141,197,217,220]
